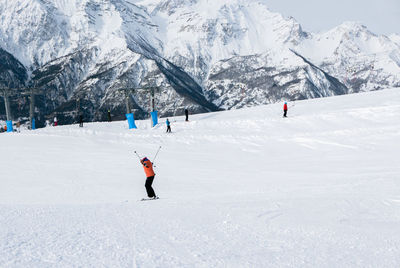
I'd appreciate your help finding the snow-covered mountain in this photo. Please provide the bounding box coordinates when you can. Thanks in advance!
[298,22,400,92]
[0,0,399,125]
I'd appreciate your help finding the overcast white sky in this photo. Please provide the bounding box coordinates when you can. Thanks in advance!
[263,0,400,35]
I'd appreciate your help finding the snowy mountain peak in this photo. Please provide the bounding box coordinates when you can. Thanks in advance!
[296,20,400,92]
[335,21,371,34]
[147,0,307,76]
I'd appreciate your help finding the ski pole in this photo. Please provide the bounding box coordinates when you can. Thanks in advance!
[153,146,162,163]
[134,150,141,161]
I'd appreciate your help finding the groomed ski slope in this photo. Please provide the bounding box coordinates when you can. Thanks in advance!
[1,88,400,267]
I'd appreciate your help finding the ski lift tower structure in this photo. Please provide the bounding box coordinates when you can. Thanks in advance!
[142,85,161,113]
[0,83,12,122]
[117,87,138,115]
[25,87,44,128]
[117,82,162,127]
[135,85,161,127]
[118,86,161,113]
[0,80,44,129]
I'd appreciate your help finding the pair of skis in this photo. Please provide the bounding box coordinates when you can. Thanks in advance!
[140,197,160,201]
[124,197,160,202]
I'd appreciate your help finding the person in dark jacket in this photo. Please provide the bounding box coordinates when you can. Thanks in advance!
[140,157,157,199]
[79,114,83,127]
[185,108,189,121]
[283,102,288,118]
[107,110,112,122]
[166,118,171,133]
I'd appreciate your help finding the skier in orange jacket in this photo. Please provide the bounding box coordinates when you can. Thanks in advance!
[140,157,157,199]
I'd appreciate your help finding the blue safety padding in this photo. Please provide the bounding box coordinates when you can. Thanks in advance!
[125,113,137,129]
[151,111,158,127]
[6,120,13,132]
[32,118,36,130]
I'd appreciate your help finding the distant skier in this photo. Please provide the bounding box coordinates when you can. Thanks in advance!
[283,102,288,118]
[79,114,83,127]
[166,118,171,133]
[54,116,58,126]
[107,110,112,122]
[185,108,189,121]
[140,157,157,199]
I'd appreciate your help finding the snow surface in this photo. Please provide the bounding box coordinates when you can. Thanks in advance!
[1,88,400,267]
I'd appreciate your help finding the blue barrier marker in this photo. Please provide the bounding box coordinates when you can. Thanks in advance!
[151,111,158,127]
[125,113,137,129]
[32,118,36,130]
[6,120,13,132]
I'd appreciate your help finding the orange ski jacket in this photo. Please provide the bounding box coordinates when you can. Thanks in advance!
[141,158,155,177]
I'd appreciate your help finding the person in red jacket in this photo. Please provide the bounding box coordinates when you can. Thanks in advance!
[140,157,157,199]
[283,101,288,117]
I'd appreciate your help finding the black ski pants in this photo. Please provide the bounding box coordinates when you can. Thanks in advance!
[283,110,287,117]
[145,176,156,197]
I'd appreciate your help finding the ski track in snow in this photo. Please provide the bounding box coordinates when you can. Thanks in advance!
[1,88,400,267]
